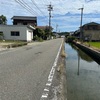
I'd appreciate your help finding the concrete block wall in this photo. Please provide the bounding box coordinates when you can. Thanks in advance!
[74,42,100,65]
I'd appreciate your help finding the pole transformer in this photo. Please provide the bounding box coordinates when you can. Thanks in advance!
[47,3,53,38]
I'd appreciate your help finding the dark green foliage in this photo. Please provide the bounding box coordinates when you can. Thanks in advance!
[44,27,50,39]
[33,28,44,40]
[58,32,70,36]
[33,26,54,41]
[66,36,76,42]
[0,15,7,25]
[65,32,70,38]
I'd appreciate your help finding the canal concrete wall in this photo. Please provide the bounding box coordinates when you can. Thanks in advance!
[74,42,100,64]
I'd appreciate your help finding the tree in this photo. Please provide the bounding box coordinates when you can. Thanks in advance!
[44,26,53,39]
[44,27,49,39]
[0,15,7,25]
[33,28,46,41]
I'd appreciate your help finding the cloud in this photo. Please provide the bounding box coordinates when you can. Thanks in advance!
[0,0,100,31]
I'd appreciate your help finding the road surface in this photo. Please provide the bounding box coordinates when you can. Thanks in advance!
[0,38,62,100]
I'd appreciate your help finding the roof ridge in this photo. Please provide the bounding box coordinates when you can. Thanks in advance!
[83,22,100,26]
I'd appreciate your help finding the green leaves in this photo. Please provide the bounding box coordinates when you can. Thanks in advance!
[0,15,7,25]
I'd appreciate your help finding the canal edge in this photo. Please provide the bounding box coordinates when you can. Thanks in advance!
[60,40,68,100]
[47,39,68,100]
[74,42,100,64]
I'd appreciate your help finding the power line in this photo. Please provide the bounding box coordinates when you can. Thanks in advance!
[31,0,53,25]
[15,0,34,15]
[14,0,38,15]
[15,0,50,24]
[31,0,47,17]
[21,0,39,15]
[14,0,57,30]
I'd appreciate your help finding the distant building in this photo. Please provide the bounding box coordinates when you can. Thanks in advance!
[0,25,35,42]
[11,16,37,26]
[82,22,100,41]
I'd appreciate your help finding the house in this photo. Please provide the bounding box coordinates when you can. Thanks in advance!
[73,29,80,39]
[82,22,100,41]
[11,16,37,26]
[0,25,35,42]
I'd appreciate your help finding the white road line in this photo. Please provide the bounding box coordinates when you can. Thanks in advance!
[44,88,49,92]
[46,83,51,86]
[40,39,63,100]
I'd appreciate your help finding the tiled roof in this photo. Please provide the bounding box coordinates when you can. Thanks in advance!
[11,16,37,20]
[37,26,49,29]
[83,22,100,26]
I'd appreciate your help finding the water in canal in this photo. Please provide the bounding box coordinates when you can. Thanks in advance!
[65,43,100,100]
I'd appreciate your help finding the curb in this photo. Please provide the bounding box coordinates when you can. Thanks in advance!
[0,47,8,51]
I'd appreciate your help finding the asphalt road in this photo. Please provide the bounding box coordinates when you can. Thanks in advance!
[0,38,62,100]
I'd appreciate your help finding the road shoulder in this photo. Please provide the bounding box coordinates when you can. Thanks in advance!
[48,42,67,100]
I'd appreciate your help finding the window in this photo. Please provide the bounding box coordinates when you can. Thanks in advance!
[23,22,27,25]
[11,31,20,36]
[13,22,17,25]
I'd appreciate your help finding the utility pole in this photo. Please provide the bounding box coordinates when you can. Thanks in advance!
[78,7,84,42]
[47,3,53,39]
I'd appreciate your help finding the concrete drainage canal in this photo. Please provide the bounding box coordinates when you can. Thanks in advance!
[65,43,100,100]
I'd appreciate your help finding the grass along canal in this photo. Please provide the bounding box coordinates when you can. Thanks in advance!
[65,43,100,100]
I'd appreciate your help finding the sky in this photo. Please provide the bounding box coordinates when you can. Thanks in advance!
[0,0,100,32]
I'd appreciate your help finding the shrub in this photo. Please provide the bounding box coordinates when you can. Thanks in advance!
[37,37,43,42]
[66,36,76,42]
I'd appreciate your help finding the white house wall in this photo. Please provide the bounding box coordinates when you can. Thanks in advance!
[26,28,33,41]
[0,25,33,41]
